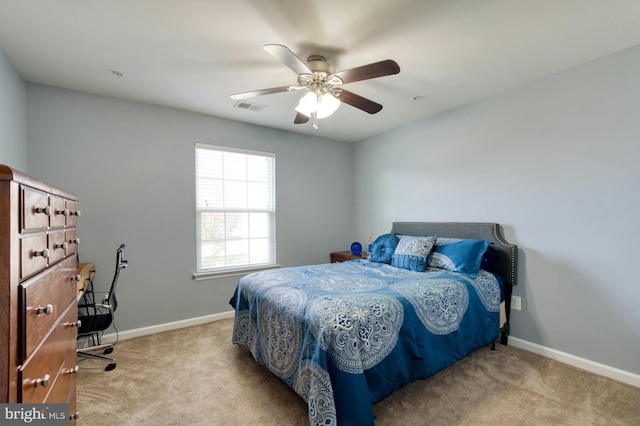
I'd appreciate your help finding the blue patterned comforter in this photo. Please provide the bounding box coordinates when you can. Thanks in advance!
[229,260,502,426]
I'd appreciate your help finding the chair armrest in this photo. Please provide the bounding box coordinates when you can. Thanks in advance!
[78,303,112,315]
[85,290,110,304]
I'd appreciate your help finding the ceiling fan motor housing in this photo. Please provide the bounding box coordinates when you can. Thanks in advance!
[306,55,333,75]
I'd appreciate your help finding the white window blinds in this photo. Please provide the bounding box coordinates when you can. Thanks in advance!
[195,143,276,273]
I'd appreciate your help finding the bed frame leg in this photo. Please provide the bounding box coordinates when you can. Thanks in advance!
[500,323,510,346]
[491,324,509,351]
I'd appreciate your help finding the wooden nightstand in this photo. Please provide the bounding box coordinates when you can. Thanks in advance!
[330,251,369,263]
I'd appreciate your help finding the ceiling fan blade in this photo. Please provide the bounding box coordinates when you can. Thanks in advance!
[338,89,383,114]
[331,59,400,85]
[230,86,292,100]
[294,112,310,124]
[264,44,313,76]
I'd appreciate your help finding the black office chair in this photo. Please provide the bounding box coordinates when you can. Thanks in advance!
[77,244,128,371]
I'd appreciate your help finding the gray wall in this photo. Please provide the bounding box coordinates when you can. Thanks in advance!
[0,49,27,170]
[353,45,640,375]
[26,84,355,330]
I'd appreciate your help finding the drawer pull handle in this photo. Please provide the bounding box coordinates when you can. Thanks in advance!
[56,208,69,216]
[34,206,51,215]
[70,413,80,420]
[54,242,68,250]
[72,274,82,282]
[69,238,80,245]
[36,304,54,315]
[68,320,82,328]
[34,248,49,258]
[34,374,50,388]
[70,210,81,217]
[66,366,79,374]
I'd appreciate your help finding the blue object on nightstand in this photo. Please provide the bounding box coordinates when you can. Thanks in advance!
[351,242,362,256]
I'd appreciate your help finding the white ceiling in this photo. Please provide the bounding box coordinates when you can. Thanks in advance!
[2,0,640,142]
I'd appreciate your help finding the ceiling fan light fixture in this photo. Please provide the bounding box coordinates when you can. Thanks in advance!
[295,91,340,119]
[294,91,318,117]
[317,92,340,118]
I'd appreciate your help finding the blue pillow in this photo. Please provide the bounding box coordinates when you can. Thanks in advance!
[481,245,499,274]
[427,238,490,277]
[391,235,436,272]
[368,233,399,264]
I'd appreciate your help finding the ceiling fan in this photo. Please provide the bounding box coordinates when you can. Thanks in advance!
[231,44,400,129]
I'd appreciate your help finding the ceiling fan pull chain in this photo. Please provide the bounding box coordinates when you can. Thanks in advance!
[313,112,319,130]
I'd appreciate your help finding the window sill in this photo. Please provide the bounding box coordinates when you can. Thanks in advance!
[193,264,280,281]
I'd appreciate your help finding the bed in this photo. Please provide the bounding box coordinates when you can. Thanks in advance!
[229,222,517,426]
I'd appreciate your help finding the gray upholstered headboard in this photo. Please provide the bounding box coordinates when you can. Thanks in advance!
[390,222,518,288]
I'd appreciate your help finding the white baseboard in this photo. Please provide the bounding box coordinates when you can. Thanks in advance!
[509,336,640,388]
[95,313,639,388]
[98,310,235,343]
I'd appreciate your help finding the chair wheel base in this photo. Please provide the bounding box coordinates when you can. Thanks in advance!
[103,347,114,354]
[105,363,116,371]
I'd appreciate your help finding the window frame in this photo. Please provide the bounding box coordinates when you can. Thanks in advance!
[193,143,278,280]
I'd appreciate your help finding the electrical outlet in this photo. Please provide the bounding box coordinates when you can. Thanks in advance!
[511,295,522,311]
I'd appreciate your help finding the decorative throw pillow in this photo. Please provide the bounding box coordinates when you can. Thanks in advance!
[368,233,399,264]
[391,235,437,272]
[427,238,490,277]
[481,245,499,274]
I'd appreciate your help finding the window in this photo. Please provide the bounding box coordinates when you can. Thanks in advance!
[195,143,276,277]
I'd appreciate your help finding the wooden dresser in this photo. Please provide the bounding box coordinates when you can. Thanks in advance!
[0,164,81,422]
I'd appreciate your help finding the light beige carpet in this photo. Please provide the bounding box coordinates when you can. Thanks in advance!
[76,319,639,425]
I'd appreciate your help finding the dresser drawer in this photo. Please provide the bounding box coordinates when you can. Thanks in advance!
[21,185,50,232]
[47,229,68,265]
[44,351,78,404]
[66,228,78,257]
[49,195,68,228]
[19,303,78,403]
[68,385,78,424]
[20,233,49,279]
[66,200,80,228]
[21,256,78,360]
